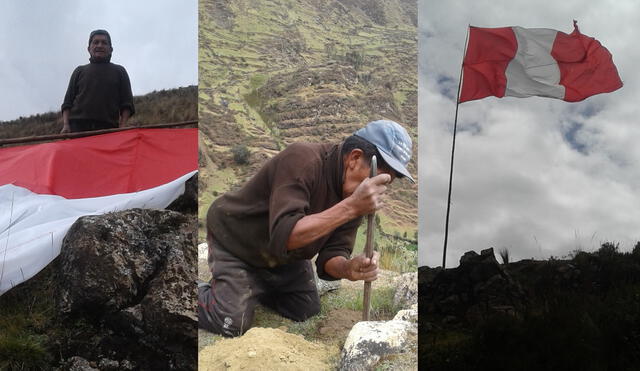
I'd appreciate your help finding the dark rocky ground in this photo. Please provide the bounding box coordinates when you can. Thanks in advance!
[0,176,198,370]
[419,243,640,371]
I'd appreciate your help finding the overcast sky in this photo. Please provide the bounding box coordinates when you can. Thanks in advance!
[419,0,640,267]
[0,0,197,122]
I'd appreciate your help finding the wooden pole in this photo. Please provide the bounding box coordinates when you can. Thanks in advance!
[442,27,470,269]
[362,155,377,321]
[0,120,198,147]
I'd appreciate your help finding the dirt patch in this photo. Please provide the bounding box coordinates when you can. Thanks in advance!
[317,308,361,343]
[198,327,334,370]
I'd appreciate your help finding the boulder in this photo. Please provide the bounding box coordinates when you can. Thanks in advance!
[58,208,197,370]
[166,173,197,214]
[339,320,416,371]
[198,242,208,261]
[422,248,527,325]
[393,272,417,309]
[316,277,342,296]
[393,307,417,323]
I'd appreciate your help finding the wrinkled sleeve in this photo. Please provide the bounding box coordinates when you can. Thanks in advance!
[316,216,363,280]
[119,67,135,116]
[61,67,80,111]
[266,146,317,260]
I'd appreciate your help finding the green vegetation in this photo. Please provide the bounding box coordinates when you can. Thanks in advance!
[352,223,417,274]
[0,266,57,370]
[231,144,251,164]
[0,333,52,370]
[345,286,401,319]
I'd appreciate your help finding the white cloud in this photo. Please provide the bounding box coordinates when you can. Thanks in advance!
[419,0,640,267]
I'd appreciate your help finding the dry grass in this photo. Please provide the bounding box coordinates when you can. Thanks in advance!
[0,86,197,140]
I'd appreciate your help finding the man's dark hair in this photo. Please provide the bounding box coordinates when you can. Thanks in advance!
[341,135,401,178]
[89,29,112,46]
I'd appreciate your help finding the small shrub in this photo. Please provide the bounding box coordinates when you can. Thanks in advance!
[598,242,619,257]
[344,49,366,70]
[568,248,584,260]
[632,241,640,258]
[347,286,399,319]
[0,333,52,370]
[231,144,250,165]
[499,248,510,265]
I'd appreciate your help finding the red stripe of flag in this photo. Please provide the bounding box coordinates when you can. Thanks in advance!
[552,28,623,102]
[460,27,517,103]
[0,128,197,199]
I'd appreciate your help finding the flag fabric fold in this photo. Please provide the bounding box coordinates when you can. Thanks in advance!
[0,128,197,295]
[460,22,623,103]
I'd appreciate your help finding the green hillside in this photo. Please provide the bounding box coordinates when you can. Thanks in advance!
[198,0,418,255]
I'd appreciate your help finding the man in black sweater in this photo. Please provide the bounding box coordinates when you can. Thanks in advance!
[61,30,135,133]
[198,120,415,336]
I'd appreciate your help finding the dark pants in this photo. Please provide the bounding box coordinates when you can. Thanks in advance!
[198,244,321,337]
[69,119,117,133]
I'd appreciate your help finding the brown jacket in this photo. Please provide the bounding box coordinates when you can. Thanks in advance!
[207,142,362,280]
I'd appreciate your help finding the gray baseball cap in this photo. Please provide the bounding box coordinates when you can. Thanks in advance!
[354,120,414,182]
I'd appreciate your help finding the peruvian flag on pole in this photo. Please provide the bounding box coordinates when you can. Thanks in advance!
[460,21,623,103]
[0,128,197,295]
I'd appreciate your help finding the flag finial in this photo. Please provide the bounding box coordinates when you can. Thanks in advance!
[573,20,580,33]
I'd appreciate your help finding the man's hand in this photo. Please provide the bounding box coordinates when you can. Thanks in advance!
[324,251,380,282]
[61,109,70,134]
[119,109,131,128]
[346,250,380,282]
[345,174,391,217]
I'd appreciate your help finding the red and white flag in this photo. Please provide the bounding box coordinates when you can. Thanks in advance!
[460,22,623,103]
[0,128,197,295]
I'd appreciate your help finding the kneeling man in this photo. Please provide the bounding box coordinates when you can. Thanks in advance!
[198,120,414,336]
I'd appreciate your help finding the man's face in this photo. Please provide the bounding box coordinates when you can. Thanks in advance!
[88,34,112,60]
[342,150,396,198]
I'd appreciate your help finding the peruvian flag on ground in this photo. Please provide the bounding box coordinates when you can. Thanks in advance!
[0,128,197,295]
[460,22,623,103]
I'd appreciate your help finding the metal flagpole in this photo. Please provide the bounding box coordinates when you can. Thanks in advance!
[442,26,470,269]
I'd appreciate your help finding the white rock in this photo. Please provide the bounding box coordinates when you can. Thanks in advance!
[316,277,341,296]
[339,320,413,371]
[393,272,417,309]
[198,242,208,261]
[393,308,417,323]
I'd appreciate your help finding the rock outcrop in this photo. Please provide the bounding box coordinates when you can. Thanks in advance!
[58,208,197,370]
[421,248,527,325]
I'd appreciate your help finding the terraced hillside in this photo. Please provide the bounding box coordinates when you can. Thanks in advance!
[199,0,418,248]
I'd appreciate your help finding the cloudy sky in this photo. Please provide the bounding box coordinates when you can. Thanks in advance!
[0,0,197,122]
[418,0,640,267]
